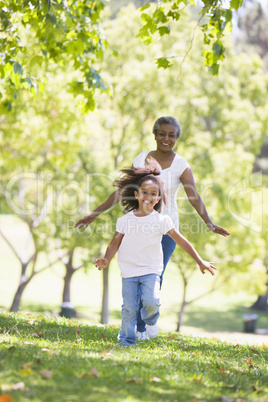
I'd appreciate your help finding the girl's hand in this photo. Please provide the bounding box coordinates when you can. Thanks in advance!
[198,261,217,276]
[94,258,109,270]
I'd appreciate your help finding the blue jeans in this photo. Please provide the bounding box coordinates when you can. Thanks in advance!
[136,234,176,332]
[118,274,161,346]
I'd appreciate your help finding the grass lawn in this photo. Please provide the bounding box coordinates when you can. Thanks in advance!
[1,215,268,338]
[1,312,268,401]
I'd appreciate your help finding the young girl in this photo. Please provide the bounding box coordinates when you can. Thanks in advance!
[94,160,217,347]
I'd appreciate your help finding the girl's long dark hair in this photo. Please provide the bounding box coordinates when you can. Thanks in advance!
[114,158,167,213]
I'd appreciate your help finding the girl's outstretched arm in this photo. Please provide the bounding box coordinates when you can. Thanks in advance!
[75,189,120,229]
[94,231,124,270]
[167,229,217,276]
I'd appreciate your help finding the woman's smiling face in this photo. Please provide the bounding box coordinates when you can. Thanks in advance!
[154,124,177,151]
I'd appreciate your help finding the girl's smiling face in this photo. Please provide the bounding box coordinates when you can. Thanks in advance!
[134,180,161,213]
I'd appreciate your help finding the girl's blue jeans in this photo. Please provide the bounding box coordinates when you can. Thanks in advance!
[136,234,176,333]
[118,274,161,346]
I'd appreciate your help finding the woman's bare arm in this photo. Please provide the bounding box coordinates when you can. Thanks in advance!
[75,189,120,229]
[180,168,230,237]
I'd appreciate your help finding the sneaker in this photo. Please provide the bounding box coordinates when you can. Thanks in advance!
[146,322,159,339]
[136,330,150,341]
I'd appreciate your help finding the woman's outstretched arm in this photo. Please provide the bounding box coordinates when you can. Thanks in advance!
[180,168,230,237]
[75,189,120,229]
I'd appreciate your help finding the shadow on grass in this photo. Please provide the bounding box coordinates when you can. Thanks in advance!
[183,305,268,333]
[1,312,268,402]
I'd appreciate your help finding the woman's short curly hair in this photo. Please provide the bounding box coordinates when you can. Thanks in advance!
[152,116,181,139]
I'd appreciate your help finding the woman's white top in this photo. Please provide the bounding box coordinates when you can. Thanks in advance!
[133,151,189,230]
[116,210,174,278]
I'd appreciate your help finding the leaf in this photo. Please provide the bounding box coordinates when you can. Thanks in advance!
[252,384,262,392]
[125,377,142,384]
[31,332,44,337]
[212,42,224,57]
[157,26,171,37]
[12,382,25,390]
[13,62,23,76]
[230,0,243,11]
[41,348,53,353]
[166,334,174,339]
[243,357,254,368]
[190,377,202,382]
[22,362,33,369]
[29,55,44,69]
[90,367,99,377]
[139,3,151,12]
[0,395,12,402]
[151,376,161,382]
[155,57,172,69]
[78,373,92,379]
[249,348,259,354]
[19,368,34,376]
[210,63,219,75]
[40,370,52,379]
[46,0,51,12]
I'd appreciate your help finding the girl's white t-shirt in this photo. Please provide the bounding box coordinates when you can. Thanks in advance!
[133,151,189,230]
[116,210,174,278]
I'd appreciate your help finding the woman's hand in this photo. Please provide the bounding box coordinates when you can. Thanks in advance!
[207,223,230,237]
[75,213,98,229]
[94,258,109,270]
[198,261,217,276]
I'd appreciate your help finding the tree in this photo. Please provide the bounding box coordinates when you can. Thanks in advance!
[1,0,246,114]
[232,0,268,311]
[0,0,107,111]
[234,0,268,70]
[0,63,117,313]
[136,0,243,75]
[95,5,268,331]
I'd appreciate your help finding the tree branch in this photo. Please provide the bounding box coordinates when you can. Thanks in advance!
[0,228,22,262]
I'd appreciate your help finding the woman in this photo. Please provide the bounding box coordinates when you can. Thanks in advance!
[75,116,229,338]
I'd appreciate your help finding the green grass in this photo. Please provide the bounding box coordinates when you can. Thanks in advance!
[1,214,268,337]
[1,313,268,401]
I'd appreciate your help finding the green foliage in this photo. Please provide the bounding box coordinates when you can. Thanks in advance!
[234,1,268,70]
[136,0,243,74]
[1,312,268,401]
[0,0,107,111]
[96,5,268,309]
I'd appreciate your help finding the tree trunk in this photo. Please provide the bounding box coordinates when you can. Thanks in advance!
[10,277,29,312]
[101,266,109,324]
[250,292,268,311]
[60,268,76,318]
[9,260,30,312]
[250,263,268,311]
[62,269,75,303]
[176,300,188,332]
[176,275,188,332]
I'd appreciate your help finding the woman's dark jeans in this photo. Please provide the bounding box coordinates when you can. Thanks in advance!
[136,234,176,332]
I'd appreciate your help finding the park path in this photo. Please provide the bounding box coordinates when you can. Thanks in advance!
[180,326,268,347]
